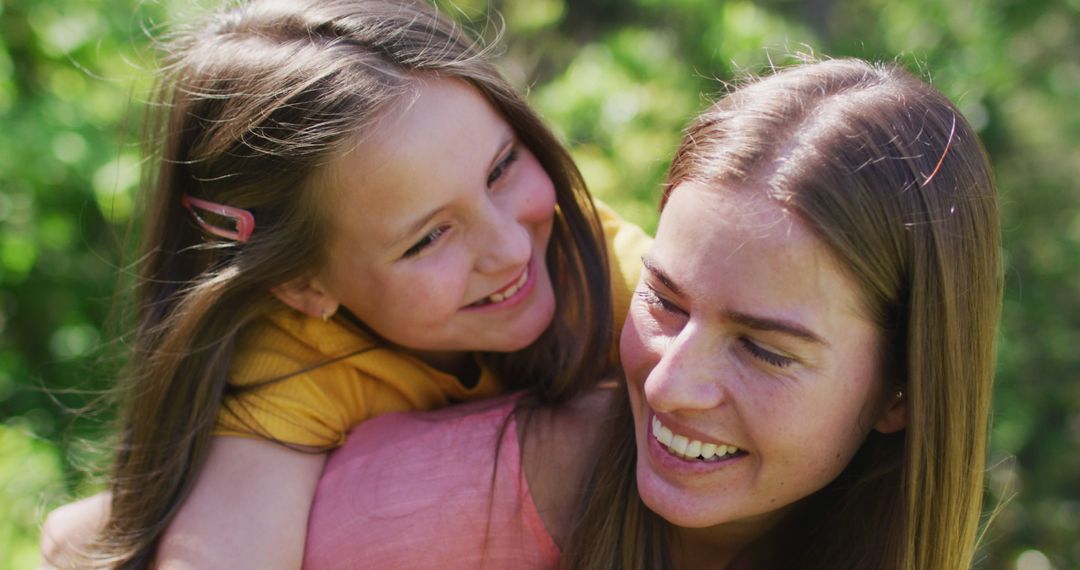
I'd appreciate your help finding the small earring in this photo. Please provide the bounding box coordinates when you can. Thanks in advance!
[895,389,905,400]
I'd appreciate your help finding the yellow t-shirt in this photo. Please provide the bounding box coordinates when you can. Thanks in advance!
[214,201,651,448]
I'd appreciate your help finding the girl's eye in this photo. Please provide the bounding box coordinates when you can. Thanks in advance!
[487,148,519,186]
[636,287,683,315]
[739,338,795,368]
[402,226,447,259]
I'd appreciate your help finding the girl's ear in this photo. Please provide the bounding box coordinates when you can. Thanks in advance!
[873,390,908,434]
[271,276,339,320]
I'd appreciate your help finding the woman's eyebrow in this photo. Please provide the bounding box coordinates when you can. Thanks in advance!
[721,310,829,346]
[640,255,683,296]
[641,255,827,346]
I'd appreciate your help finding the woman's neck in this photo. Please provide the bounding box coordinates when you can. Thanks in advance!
[671,510,788,570]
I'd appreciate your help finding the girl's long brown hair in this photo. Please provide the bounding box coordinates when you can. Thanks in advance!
[91,1,612,567]
[560,58,1001,569]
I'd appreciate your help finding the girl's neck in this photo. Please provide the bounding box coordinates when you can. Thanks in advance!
[337,312,478,384]
[410,350,479,387]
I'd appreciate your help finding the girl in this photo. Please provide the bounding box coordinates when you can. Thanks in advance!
[303,58,1001,570]
[41,0,650,567]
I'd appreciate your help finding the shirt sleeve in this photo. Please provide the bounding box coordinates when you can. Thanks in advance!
[213,311,501,448]
[213,310,389,448]
[215,352,378,448]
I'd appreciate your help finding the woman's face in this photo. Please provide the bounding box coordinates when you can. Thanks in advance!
[621,181,902,536]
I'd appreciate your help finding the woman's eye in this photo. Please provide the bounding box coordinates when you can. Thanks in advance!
[739,338,794,368]
[487,148,519,186]
[402,226,447,258]
[636,287,683,315]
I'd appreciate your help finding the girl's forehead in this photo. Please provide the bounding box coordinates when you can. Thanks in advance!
[317,78,515,248]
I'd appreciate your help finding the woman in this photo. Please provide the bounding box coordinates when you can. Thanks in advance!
[305,58,1001,570]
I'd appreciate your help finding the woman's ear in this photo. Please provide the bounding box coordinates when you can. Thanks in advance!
[873,389,908,434]
[271,276,339,320]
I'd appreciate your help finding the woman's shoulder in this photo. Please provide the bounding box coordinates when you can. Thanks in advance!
[305,391,561,569]
[304,388,614,568]
[519,384,616,548]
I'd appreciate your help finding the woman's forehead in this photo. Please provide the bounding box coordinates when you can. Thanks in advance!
[653,182,868,327]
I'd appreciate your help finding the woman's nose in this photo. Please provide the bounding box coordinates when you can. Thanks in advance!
[644,326,729,413]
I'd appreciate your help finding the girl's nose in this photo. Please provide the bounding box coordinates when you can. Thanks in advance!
[644,326,729,414]
[472,202,532,274]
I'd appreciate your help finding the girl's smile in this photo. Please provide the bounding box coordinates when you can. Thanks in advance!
[463,256,537,310]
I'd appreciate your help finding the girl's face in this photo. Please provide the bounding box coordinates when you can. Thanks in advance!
[312,79,557,359]
[620,182,905,538]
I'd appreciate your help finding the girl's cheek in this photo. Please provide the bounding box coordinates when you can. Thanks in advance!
[407,253,469,308]
[518,160,557,223]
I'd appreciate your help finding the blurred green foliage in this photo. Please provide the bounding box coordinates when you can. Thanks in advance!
[2,0,1076,567]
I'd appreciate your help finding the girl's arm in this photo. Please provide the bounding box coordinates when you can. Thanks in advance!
[155,436,325,570]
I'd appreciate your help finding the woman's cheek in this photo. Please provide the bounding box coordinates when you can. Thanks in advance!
[620,303,663,382]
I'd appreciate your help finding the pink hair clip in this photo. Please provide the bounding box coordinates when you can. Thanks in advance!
[181,194,256,242]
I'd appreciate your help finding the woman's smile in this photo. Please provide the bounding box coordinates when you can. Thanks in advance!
[651,415,745,463]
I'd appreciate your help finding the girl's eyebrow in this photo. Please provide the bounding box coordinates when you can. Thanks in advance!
[640,255,828,346]
[390,130,516,247]
[488,130,515,168]
[395,205,450,246]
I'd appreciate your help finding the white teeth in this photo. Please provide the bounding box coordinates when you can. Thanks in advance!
[651,416,740,461]
[652,415,673,446]
[484,267,528,304]
[658,426,673,446]
[670,435,689,455]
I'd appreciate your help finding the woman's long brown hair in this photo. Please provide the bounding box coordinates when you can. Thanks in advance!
[560,58,1001,569]
[89,1,613,567]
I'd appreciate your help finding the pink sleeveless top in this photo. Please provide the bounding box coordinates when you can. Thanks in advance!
[303,394,559,569]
